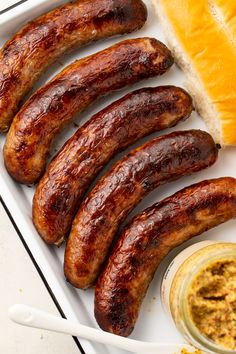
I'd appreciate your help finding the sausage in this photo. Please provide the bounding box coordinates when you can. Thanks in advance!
[3,37,173,184]
[94,177,236,337]
[64,130,218,289]
[33,86,193,246]
[0,0,147,132]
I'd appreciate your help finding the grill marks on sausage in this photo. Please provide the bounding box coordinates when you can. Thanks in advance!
[4,38,174,185]
[33,86,192,245]
[94,178,236,337]
[64,130,218,290]
[0,0,147,132]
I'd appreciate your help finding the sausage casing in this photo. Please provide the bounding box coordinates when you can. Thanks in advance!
[4,37,173,184]
[33,86,193,245]
[0,0,147,132]
[94,177,236,337]
[64,130,218,289]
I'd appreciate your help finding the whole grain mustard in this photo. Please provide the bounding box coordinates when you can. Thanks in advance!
[161,241,236,354]
[187,258,236,350]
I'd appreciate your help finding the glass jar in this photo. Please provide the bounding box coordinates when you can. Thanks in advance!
[161,241,236,354]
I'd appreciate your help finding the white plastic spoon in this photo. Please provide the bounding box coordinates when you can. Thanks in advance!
[9,304,200,354]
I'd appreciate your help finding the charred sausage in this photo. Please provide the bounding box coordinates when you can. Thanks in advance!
[64,130,218,289]
[33,86,193,246]
[94,177,236,337]
[0,0,147,132]
[4,37,173,184]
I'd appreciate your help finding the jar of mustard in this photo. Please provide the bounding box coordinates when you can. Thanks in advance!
[161,241,236,354]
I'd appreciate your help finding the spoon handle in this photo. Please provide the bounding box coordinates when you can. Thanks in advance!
[8,304,197,354]
[8,304,149,353]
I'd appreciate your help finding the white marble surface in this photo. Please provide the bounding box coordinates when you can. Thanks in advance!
[0,202,80,354]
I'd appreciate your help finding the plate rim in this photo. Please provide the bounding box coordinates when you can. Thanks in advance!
[0,194,86,354]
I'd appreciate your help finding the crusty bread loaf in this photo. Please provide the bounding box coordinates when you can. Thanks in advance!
[152,0,236,146]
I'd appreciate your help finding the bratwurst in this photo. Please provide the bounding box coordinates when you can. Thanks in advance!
[0,0,147,132]
[4,37,173,184]
[64,130,218,289]
[94,177,236,337]
[33,86,193,246]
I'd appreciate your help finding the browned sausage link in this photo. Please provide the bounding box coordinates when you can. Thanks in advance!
[64,130,218,289]
[3,37,173,185]
[0,0,147,132]
[94,177,236,337]
[33,86,193,246]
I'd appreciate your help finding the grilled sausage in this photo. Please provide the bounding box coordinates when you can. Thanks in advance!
[4,37,173,184]
[0,0,147,132]
[64,130,218,289]
[94,177,236,337]
[33,86,193,246]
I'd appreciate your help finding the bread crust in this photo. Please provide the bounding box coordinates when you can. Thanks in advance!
[153,0,236,146]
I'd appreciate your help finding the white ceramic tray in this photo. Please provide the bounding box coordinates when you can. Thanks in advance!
[0,1,236,353]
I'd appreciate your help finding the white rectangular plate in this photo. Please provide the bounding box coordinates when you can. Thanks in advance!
[0,0,27,13]
[0,1,236,353]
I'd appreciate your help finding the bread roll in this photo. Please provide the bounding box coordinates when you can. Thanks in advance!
[152,0,236,146]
